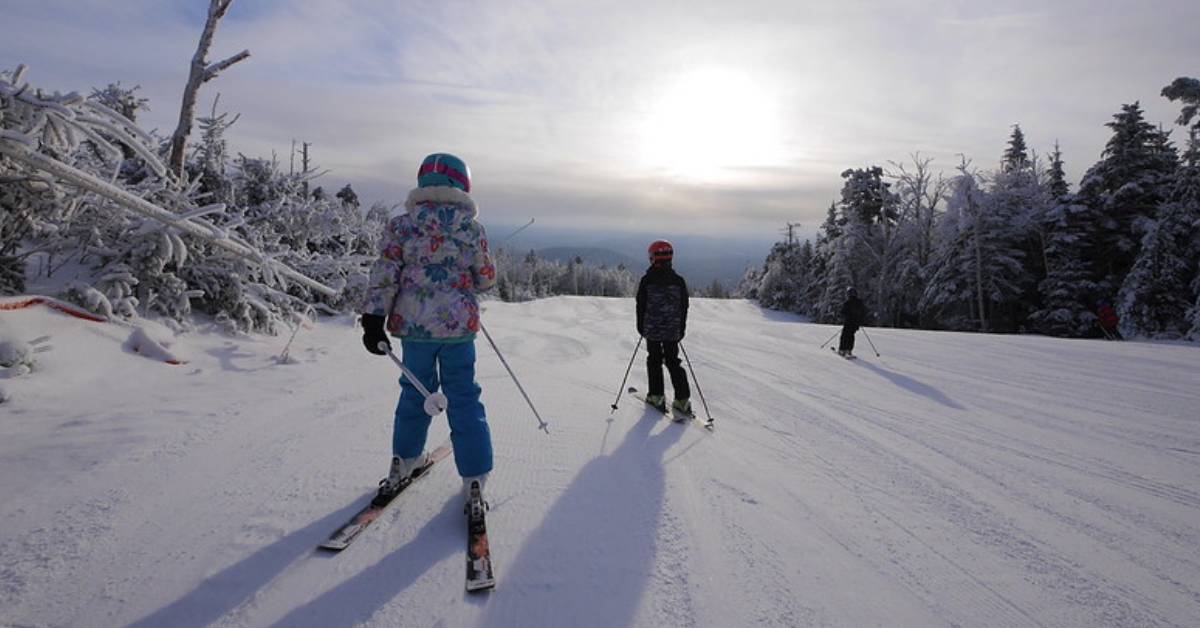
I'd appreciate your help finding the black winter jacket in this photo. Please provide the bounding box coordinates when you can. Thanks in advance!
[637,264,689,342]
[842,296,867,328]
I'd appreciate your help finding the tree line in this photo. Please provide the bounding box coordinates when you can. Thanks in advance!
[740,77,1200,341]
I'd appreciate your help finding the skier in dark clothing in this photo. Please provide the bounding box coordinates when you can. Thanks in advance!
[1096,299,1123,340]
[636,240,691,415]
[837,286,868,357]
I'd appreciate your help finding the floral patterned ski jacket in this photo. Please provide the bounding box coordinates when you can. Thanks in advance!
[362,186,496,342]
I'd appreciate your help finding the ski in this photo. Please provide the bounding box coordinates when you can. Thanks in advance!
[830,347,857,360]
[627,387,714,431]
[318,444,452,551]
[626,386,671,417]
[465,479,496,592]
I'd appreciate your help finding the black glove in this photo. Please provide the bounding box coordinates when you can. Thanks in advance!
[361,313,391,355]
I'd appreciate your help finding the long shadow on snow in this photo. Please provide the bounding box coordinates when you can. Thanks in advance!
[128,499,364,628]
[268,494,462,628]
[854,360,965,410]
[477,408,687,628]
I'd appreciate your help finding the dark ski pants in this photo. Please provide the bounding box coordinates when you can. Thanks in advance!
[838,326,858,353]
[646,340,690,400]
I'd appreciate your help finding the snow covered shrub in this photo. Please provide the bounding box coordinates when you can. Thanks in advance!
[2,68,345,333]
[0,332,41,377]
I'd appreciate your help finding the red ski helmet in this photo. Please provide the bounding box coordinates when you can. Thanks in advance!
[648,240,674,264]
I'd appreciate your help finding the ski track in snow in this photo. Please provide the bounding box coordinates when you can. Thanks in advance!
[1,297,1199,627]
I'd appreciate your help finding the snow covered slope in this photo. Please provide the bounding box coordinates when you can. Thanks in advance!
[1,297,1198,627]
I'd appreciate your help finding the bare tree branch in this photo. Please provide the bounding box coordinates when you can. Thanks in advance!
[168,0,249,179]
[203,50,250,82]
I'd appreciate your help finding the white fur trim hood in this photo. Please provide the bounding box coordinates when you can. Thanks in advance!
[405,186,478,218]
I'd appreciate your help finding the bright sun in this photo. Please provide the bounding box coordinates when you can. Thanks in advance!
[638,67,784,182]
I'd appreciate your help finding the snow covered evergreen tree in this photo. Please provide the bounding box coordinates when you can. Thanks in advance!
[1031,147,1103,336]
[989,126,1049,329]
[756,239,812,313]
[1170,133,1200,340]
[922,160,1025,331]
[1077,102,1179,295]
[833,167,900,324]
[1161,77,1200,134]
[1117,192,1195,338]
[1001,124,1029,172]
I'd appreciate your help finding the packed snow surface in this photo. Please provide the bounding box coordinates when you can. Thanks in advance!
[1,297,1198,627]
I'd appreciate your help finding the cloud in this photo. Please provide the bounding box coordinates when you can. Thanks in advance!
[4,0,1199,237]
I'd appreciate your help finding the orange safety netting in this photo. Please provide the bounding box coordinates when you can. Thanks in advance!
[0,297,108,323]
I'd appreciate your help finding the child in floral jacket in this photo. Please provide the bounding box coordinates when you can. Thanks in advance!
[360,153,497,506]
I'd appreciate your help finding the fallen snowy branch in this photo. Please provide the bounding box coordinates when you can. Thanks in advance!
[0,139,336,297]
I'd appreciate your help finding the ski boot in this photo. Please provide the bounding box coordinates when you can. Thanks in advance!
[373,452,430,507]
[463,475,488,512]
[644,393,667,413]
[672,398,693,418]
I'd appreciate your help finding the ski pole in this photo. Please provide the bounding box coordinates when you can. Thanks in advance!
[819,329,840,349]
[380,342,449,416]
[860,328,881,357]
[480,322,550,434]
[610,336,643,412]
[679,342,714,427]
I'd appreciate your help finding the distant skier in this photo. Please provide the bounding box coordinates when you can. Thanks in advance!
[360,152,497,508]
[636,240,691,415]
[837,286,867,358]
[1096,299,1123,340]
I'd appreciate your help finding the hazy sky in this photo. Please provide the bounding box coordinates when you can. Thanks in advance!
[3,0,1198,238]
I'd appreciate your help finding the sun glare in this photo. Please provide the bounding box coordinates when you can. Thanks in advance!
[638,67,784,183]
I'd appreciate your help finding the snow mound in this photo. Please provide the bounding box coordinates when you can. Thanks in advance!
[124,325,187,365]
[0,337,31,368]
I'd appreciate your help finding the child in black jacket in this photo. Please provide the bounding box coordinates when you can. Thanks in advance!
[636,240,691,414]
[838,286,867,357]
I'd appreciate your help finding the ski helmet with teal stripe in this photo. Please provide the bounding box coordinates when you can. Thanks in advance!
[417,153,471,192]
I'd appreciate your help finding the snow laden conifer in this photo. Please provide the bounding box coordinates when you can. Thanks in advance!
[989,126,1049,329]
[1077,102,1178,295]
[756,239,814,313]
[1001,124,1030,172]
[922,159,1026,332]
[836,167,902,325]
[1031,149,1102,336]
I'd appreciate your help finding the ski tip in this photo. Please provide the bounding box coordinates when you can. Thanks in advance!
[627,386,638,393]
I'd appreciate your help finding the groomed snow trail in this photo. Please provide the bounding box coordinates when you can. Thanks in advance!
[1,297,1198,627]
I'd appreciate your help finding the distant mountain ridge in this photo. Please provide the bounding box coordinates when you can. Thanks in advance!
[533,246,756,289]
[536,247,641,270]
[487,223,771,288]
